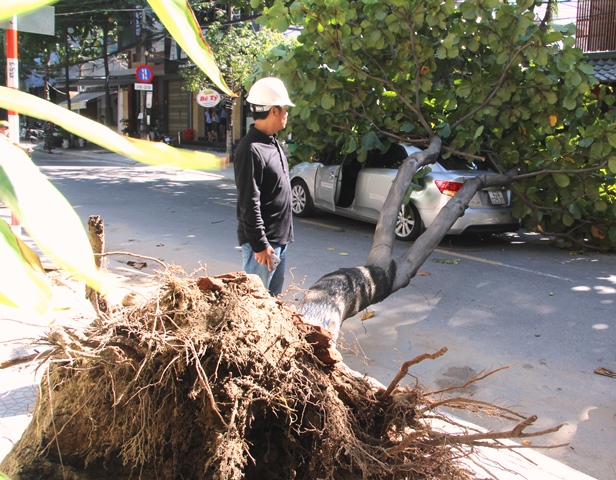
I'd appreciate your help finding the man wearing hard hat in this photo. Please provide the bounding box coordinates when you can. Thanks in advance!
[233,77,295,296]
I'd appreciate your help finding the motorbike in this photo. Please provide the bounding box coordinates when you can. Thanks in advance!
[151,123,171,145]
[20,123,44,143]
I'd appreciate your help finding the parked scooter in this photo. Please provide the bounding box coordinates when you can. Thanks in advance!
[20,122,44,143]
[151,120,171,145]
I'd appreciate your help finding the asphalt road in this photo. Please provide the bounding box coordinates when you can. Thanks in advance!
[32,150,616,480]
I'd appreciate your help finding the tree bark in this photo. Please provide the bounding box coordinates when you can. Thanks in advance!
[85,215,108,314]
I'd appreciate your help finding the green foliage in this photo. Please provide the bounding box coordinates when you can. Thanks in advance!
[181,21,293,93]
[255,0,616,250]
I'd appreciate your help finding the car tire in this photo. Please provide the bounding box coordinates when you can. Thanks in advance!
[395,202,422,241]
[291,179,315,217]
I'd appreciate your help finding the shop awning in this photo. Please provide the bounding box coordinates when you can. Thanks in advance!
[58,90,106,110]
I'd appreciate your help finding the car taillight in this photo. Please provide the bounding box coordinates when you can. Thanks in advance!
[435,180,463,197]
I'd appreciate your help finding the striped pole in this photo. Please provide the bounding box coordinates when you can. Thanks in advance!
[6,16,19,141]
[6,15,21,234]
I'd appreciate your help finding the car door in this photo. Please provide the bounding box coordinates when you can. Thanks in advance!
[313,152,343,213]
[354,145,409,220]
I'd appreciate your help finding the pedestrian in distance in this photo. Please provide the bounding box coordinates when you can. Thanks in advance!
[233,77,295,296]
[204,108,213,142]
[43,121,56,153]
[212,108,220,142]
[219,107,227,141]
[0,120,33,154]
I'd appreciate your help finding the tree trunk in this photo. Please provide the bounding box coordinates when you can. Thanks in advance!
[298,136,515,341]
[103,24,113,127]
[85,215,108,314]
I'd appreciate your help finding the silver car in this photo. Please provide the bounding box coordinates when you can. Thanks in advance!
[289,143,519,241]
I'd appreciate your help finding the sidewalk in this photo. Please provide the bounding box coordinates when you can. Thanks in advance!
[0,148,599,479]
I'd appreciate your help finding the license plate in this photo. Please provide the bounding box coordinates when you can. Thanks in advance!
[488,190,505,205]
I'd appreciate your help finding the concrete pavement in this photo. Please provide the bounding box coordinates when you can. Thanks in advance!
[0,145,600,479]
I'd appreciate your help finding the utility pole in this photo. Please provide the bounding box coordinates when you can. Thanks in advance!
[6,16,19,144]
[140,7,147,139]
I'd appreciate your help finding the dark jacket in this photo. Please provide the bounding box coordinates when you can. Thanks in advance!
[234,126,294,252]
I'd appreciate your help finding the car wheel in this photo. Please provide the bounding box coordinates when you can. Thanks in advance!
[291,180,315,217]
[395,203,422,241]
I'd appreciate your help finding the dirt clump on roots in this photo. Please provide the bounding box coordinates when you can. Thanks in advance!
[0,271,558,479]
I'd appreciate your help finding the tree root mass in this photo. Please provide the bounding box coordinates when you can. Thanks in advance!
[1,272,560,479]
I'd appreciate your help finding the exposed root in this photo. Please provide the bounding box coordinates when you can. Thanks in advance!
[1,271,564,480]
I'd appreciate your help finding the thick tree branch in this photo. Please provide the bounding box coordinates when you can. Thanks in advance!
[367,136,443,269]
[393,169,516,291]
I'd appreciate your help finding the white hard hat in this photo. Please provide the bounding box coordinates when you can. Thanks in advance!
[246,77,295,112]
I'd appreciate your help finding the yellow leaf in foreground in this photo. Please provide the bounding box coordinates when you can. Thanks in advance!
[0,218,51,315]
[0,0,57,22]
[0,87,226,171]
[0,142,110,293]
[147,0,233,96]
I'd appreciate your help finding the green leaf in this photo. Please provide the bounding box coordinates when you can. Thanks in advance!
[609,156,616,174]
[568,202,582,219]
[543,31,563,44]
[553,173,570,188]
[341,136,357,154]
[321,93,336,110]
[360,132,383,151]
[578,137,594,148]
[271,15,290,32]
[578,63,595,75]
[435,123,451,138]
[563,95,577,110]
[562,213,574,226]
[606,132,616,149]
[456,82,472,98]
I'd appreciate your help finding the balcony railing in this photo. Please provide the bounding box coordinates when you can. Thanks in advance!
[576,0,616,52]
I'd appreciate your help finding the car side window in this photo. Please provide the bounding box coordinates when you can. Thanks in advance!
[367,144,408,169]
[313,151,342,166]
[383,144,409,168]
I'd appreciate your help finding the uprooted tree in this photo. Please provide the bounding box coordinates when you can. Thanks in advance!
[246,0,616,340]
[257,0,616,248]
[0,270,565,480]
[1,0,605,478]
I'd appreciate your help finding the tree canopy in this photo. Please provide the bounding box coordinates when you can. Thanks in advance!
[181,20,293,94]
[252,0,616,250]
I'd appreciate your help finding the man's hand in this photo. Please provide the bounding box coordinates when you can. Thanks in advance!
[255,246,276,271]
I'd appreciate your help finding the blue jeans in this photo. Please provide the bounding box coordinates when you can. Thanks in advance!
[241,243,288,296]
